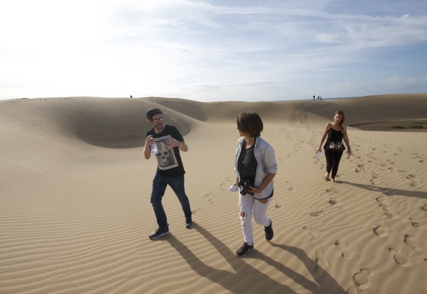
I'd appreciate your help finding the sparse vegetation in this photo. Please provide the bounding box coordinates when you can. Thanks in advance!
[409,122,425,129]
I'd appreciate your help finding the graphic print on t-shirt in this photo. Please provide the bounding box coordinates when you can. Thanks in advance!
[153,135,178,170]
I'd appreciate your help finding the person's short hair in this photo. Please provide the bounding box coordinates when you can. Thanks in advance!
[237,111,263,137]
[146,108,162,120]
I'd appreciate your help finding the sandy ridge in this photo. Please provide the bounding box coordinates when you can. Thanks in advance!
[1,94,427,293]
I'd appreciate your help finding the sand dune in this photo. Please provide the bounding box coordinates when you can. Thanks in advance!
[1,94,427,293]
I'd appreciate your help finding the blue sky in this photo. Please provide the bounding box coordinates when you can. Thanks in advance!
[1,0,426,101]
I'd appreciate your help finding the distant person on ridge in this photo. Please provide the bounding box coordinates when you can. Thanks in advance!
[315,110,352,183]
[143,108,193,240]
[229,112,278,257]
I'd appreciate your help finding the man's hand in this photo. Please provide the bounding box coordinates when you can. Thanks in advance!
[146,135,156,146]
[168,136,181,149]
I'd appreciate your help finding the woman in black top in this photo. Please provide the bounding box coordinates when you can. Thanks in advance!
[315,110,351,183]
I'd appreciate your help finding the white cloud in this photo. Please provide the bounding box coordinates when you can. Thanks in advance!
[385,76,418,85]
[179,79,276,93]
[1,0,426,100]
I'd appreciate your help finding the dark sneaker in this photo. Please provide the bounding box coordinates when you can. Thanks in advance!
[264,220,274,241]
[236,242,254,257]
[185,218,193,229]
[149,227,170,240]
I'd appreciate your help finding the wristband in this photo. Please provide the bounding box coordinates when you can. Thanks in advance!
[179,142,183,148]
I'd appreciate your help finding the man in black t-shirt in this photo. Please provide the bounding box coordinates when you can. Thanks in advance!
[143,108,192,240]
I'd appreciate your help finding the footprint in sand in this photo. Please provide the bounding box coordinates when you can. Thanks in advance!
[310,209,329,217]
[274,203,282,209]
[376,196,387,207]
[353,268,371,290]
[382,189,394,197]
[303,226,323,239]
[406,174,416,179]
[387,165,396,171]
[409,218,421,228]
[335,240,352,260]
[373,225,388,237]
[404,234,425,252]
[388,248,410,267]
[370,173,380,185]
[192,207,203,214]
[325,187,338,194]
[204,192,215,204]
[314,248,332,278]
[382,208,396,218]
[328,198,337,206]
[422,204,427,213]
[356,164,366,171]
[346,286,358,294]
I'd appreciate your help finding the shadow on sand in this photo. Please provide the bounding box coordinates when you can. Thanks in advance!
[340,181,427,200]
[161,222,346,294]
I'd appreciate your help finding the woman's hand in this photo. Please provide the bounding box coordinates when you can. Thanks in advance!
[248,185,262,194]
[346,149,352,157]
[228,184,239,192]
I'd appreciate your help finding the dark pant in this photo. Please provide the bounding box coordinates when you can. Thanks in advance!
[325,151,343,179]
[150,173,192,229]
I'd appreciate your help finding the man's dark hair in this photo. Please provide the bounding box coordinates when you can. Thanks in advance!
[146,108,162,120]
[236,111,263,137]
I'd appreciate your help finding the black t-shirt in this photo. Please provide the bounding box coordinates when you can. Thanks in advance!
[146,125,185,177]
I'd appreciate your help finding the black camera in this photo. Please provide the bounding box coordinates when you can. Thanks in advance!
[239,179,253,195]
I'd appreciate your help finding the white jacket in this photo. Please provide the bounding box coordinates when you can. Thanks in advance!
[234,136,278,199]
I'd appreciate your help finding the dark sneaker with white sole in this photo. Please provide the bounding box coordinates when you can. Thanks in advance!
[185,218,193,229]
[149,227,170,240]
[236,242,254,257]
[264,220,274,241]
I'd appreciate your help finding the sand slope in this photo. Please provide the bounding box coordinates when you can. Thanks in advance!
[1,94,427,293]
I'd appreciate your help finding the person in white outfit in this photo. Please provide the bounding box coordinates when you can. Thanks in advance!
[230,112,278,257]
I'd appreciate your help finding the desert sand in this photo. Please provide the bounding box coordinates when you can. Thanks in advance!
[1,94,427,294]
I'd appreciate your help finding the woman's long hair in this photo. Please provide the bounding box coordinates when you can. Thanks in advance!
[335,110,346,130]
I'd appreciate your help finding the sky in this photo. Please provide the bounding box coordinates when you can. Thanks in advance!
[1,0,427,102]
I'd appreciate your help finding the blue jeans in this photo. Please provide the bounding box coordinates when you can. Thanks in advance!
[150,173,192,229]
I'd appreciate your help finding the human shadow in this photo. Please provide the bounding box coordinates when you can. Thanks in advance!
[165,222,346,293]
[340,181,427,200]
[268,243,347,294]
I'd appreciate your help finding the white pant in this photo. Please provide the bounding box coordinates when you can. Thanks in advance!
[238,193,272,245]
